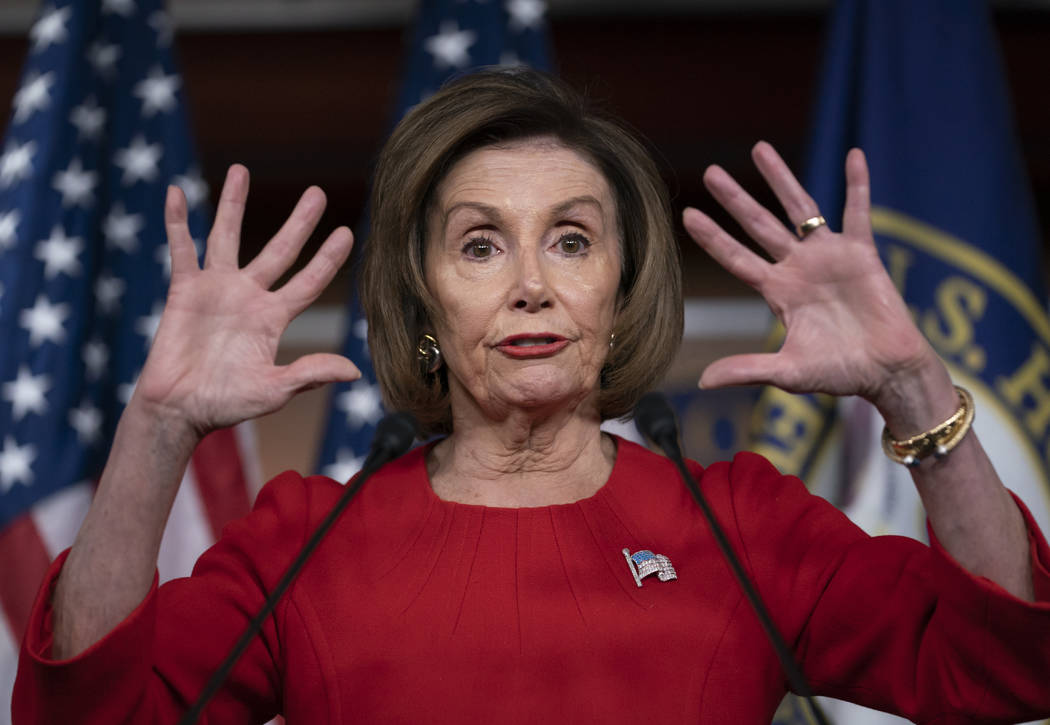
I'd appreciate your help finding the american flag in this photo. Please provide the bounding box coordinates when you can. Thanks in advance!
[315,0,553,479]
[0,1,259,720]
[622,548,678,587]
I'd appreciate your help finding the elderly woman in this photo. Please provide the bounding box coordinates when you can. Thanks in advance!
[14,69,1050,723]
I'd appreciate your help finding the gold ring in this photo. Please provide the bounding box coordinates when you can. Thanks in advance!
[795,215,827,239]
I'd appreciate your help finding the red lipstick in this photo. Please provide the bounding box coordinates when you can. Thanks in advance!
[495,333,569,359]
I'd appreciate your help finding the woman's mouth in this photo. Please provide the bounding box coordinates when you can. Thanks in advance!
[496,334,570,358]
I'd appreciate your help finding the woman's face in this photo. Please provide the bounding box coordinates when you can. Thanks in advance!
[424,138,622,421]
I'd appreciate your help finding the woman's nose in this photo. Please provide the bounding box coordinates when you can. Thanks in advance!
[510,252,552,311]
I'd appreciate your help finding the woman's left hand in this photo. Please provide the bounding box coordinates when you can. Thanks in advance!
[684,141,942,409]
[686,143,1036,603]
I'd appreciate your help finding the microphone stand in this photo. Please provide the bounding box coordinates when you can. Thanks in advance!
[635,393,830,725]
[177,412,417,725]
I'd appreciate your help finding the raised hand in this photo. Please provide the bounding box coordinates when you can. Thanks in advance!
[683,142,942,408]
[52,169,361,657]
[683,142,1036,602]
[135,165,360,435]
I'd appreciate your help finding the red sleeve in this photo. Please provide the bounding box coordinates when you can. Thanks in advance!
[13,550,161,724]
[717,452,1050,724]
[12,469,320,725]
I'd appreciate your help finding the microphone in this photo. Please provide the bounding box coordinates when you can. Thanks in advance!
[634,393,829,725]
[178,411,418,725]
[362,411,419,470]
[633,391,683,459]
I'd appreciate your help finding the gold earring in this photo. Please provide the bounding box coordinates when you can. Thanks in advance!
[417,333,443,375]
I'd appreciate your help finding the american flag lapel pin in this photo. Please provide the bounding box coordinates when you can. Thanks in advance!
[622,548,677,587]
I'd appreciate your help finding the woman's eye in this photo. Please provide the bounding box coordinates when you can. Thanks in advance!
[463,238,496,259]
[556,232,590,255]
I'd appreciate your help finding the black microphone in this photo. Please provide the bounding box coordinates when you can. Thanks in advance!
[362,411,419,470]
[634,393,829,725]
[177,411,418,725]
[634,391,684,459]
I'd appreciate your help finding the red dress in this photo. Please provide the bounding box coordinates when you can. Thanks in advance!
[14,438,1050,723]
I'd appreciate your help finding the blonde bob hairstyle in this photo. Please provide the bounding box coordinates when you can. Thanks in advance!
[361,68,683,437]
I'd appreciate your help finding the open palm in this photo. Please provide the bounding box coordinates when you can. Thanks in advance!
[134,165,360,434]
[685,143,937,406]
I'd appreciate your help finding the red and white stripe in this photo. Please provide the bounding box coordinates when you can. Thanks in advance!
[0,424,261,725]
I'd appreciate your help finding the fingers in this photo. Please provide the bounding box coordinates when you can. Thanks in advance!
[682,207,768,289]
[205,165,250,269]
[701,164,795,260]
[164,185,200,276]
[277,225,354,317]
[243,186,328,288]
[277,353,361,395]
[842,148,872,239]
[699,353,781,390]
[750,141,824,234]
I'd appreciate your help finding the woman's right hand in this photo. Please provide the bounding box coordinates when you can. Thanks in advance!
[51,166,359,659]
[135,164,360,436]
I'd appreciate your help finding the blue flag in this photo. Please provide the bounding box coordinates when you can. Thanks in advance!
[0,0,258,712]
[754,0,1050,511]
[751,2,1050,722]
[315,0,553,479]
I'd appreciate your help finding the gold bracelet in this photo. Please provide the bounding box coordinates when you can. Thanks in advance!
[881,386,975,468]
